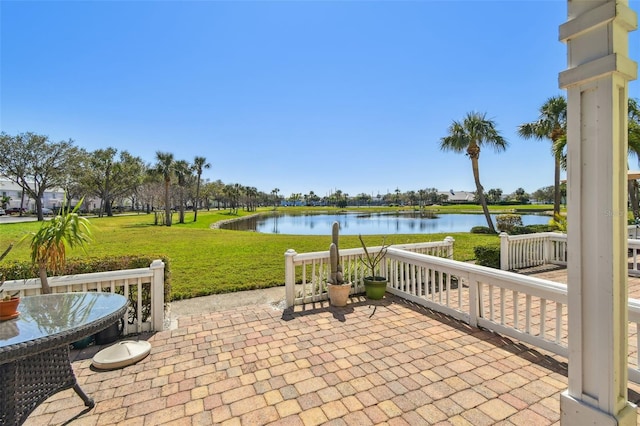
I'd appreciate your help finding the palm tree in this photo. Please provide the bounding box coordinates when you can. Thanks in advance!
[27,199,92,294]
[271,188,280,209]
[152,152,175,226]
[174,160,190,224]
[552,98,640,218]
[626,98,640,218]
[440,111,508,233]
[192,156,211,222]
[518,96,567,216]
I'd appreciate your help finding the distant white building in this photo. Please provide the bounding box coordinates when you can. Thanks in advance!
[438,190,475,203]
[0,179,66,211]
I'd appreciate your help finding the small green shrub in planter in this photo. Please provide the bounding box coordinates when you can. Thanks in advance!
[509,224,556,235]
[473,245,500,269]
[470,226,496,234]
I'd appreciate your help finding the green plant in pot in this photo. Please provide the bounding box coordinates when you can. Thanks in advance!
[0,243,20,320]
[24,198,92,294]
[326,221,352,307]
[358,234,390,300]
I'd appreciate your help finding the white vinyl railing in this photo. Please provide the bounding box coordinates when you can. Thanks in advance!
[386,247,640,384]
[629,239,640,277]
[284,237,454,307]
[286,244,640,384]
[385,248,569,357]
[501,231,640,277]
[500,232,567,270]
[1,260,166,335]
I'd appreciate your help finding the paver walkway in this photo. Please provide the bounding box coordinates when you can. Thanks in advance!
[23,293,640,425]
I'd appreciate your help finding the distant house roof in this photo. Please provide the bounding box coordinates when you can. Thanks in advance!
[438,190,475,202]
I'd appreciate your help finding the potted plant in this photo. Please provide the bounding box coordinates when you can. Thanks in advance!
[0,243,20,320]
[25,198,92,294]
[326,221,352,306]
[358,234,390,300]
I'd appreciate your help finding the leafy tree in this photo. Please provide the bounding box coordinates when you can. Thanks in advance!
[0,132,81,221]
[486,188,503,204]
[192,156,211,222]
[151,152,175,226]
[518,96,567,216]
[78,147,145,217]
[440,111,508,233]
[511,187,530,204]
[532,186,555,204]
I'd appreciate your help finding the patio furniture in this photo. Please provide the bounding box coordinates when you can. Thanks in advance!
[0,292,128,425]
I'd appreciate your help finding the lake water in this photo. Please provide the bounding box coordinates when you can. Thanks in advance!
[220,212,551,235]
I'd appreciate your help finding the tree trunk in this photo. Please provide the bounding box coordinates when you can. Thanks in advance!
[179,188,185,224]
[471,157,495,233]
[194,175,201,222]
[630,179,640,220]
[38,264,51,294]
[164,179,172,226]
[554,156,561,216]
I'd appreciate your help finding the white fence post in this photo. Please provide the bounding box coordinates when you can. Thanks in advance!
[445,236,455,259]
[285,249,297,308]
[499,232,510,270]
[468,275,479,328]
[150,259,165,332]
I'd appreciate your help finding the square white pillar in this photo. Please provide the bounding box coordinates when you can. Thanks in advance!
[559,1,637,424]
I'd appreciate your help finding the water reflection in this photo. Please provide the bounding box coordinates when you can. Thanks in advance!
[220,212,551,235]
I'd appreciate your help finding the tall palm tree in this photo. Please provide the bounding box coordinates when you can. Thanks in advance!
[27,199,92,294]
[192,156,211,222]
[153,152,175,226]
[440,111,508,233]
[517,96,567,216]
[626,98,640,218]
[174,160,190,224]
[552,98,640,218]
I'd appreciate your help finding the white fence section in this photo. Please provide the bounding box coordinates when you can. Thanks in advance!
[629,239,640,277]
[385,247,640,384]
[284,238,454,308]
[286,244,640,384]
[499,232,568,271]
[1,260,165,335]
[501,231,640,277]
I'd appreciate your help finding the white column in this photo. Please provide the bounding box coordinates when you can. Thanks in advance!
[284,249,297,308]
[150,259,166,332]
[559,1,637,425]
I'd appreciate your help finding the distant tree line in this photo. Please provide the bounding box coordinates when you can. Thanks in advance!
[4,95,637,227]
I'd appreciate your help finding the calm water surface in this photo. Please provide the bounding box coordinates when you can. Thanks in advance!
[220,212,551,235]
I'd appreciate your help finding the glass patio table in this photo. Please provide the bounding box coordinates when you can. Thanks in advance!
[0,292,128,425]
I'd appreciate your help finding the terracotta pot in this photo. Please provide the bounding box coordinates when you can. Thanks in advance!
[327,283,352,307]
[0,297,20,320]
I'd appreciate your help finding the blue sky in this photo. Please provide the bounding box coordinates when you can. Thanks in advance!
[1,1,639,200]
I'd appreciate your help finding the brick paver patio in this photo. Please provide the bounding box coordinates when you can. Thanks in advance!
[22,291,640,425]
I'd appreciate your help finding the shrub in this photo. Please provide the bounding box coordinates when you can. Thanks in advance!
[0,255,171,323]
[496,214,523,233]
[470,226,495,234]
[550,213,567,232]
[473,245,500,268]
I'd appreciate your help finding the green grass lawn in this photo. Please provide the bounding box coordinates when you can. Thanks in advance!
[0,206,543,300]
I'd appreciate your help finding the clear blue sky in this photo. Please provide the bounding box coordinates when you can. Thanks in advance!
[1,1,639,199]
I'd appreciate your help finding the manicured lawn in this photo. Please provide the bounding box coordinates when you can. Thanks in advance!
[0,207,536,300]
